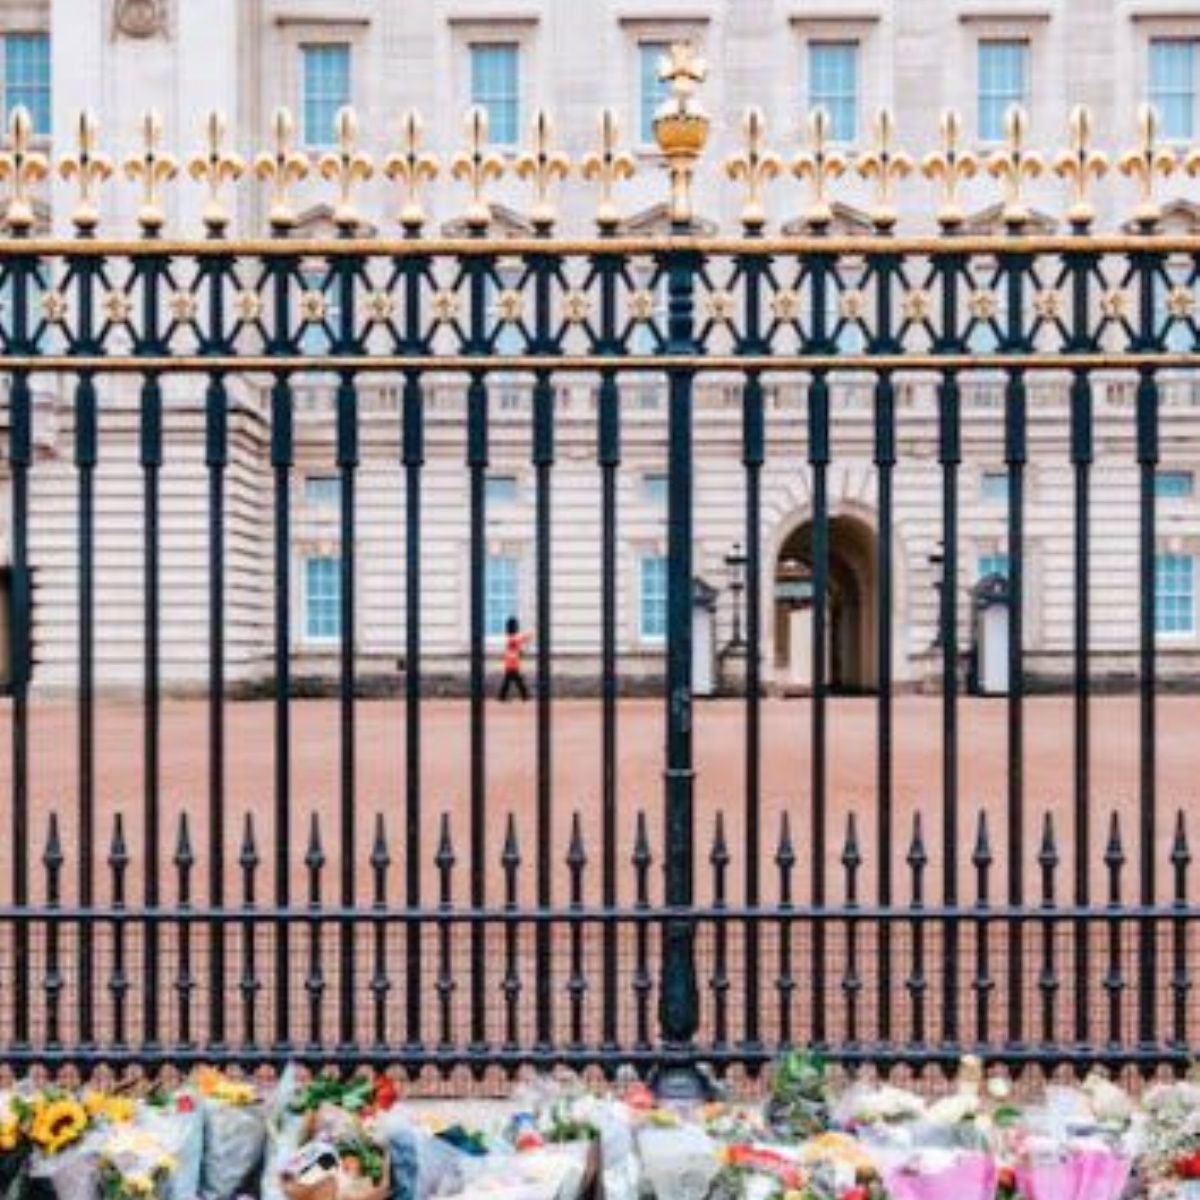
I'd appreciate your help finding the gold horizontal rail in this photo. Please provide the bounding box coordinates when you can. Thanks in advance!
[3,352,1200,373]
[1,234,1200,257]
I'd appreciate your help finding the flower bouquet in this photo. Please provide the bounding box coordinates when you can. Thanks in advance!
[0,1092,33,1200]
[23,1088,140,1200]
[96,1125,179,1200]
[194,1068,270,1200]
[1133,1079,1200,1199]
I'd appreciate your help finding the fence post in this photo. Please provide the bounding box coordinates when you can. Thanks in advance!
[656,236,704,1095]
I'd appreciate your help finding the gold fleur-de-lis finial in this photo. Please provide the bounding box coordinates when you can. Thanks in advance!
[651,41,711,228]
[187,110,244,236]
[383,110,439,234]
[581,108,635,233]
[1053,105,1109,231]
[319,106,374,233]
[986,106,1044,230]
[792,107,847,231]
[921,109,979,231]
[451,105,505,232]
[724,107,781,233]
[0,107,48,234]
[1118,103,1177,230]
[124,109,179,235]
[856,108,913,232]
[515,109,570,234]
[58,110,113,235]
[253,107,309,233]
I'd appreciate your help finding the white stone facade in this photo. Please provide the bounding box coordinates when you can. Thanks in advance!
[4,0,1200,695]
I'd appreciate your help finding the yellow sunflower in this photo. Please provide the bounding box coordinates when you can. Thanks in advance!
[0,1113,20,1153]
[30,1099,88,1155]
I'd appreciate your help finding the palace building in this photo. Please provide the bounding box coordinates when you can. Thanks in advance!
[4,0,1200,695]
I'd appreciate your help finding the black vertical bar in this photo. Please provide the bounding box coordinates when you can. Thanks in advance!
[1104,813,1125,1046]
[657,240,701,1089]
[937,366,961,1048]
[632,811,652,1049]
[174,813,195,1046]
[305,814,326,1047]
[435,814,456,1049]
[8,365,31,1052]
[239,814,260,1049]
[841,813,862,1045]
[336,367,358,1049]
[402,367,424,1050]
[870,242,901,1048]
[972,812,993,1044]
[1069,367,1093,1046]
[270,369,293,1050]
[140,369,163,1050]
[1137,361,1159,1048]
[1066,243,1097,1049]
[467,364,488,1052]
[501,815,522,1049]
[776,814,796,1046]
[1038,813,1059,1046]
[907,814,928,1046]
[532,245,556,1051]
[370,815,390,1046]
[709,812,730,1048]
[1171,810,1190,1047]
[807,249,833,1050]
[44,816,63,1047]
[1002,248,1029,1048]
[205,371,227,1049]
[567,811,587,1048]
[76,370,97,1047]
[109,814,130,1048]
[596,240,622,1052]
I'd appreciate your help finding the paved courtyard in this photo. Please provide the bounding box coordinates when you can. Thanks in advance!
[3,694,1199,904]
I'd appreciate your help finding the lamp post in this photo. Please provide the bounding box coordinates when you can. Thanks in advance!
[725,541,747,648]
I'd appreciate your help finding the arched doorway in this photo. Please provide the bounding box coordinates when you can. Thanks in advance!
[774,514,878,693]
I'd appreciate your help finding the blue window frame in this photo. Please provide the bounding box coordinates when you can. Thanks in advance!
[1157,471,1195,500]
[638,42,671,144]
[3,34,50,135]
[978,552,1010,581]
[639,555,668,641]
[470,43,520,146]
[1155,552,1196,635]
[301,44,350,148]
[304,555,342,642]
[1150,40,1195,142]
[485,474,520,505]
[641,473,668,505]
[486,555,520,637]
[808,41,858,143]
[981,471,1009,502]
[978,40,1029,142]
[304,476,340,510]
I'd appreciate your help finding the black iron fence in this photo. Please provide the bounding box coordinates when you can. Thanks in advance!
[2,84,1200,1080]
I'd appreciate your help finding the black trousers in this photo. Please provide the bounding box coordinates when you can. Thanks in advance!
[498,669,529,701]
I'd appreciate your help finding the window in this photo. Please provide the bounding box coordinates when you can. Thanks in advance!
[981,470,1009,501]
[808,41,859,143]
[639,554,668,640]
[305,476,340,510]
[1156,552,1196,635]
[978,552,1010,581]
[641,473,668,505]
[486,474,520,505]
[304,556,341,642]
[470,43,519,146]
[638,42,671,144]
[1158,470,1195,500]
[978,40,1029,142]
[3,34,50,135]
[1150,40,1196,142]
[486,555,520,637]
[301,44,350,148]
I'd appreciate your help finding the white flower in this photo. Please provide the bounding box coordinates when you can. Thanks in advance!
[927,1092,982,1126]
[1082,1074,1134,1126]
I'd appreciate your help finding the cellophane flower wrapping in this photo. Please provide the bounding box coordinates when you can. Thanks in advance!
[96,1124,180,1200]
[880,1147,997,1200]
[135,1100,203,1200]
[26,1126,106,1200]
[197,1071,273,1200]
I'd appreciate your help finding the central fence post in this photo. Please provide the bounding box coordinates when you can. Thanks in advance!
[650,42,710,1097]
